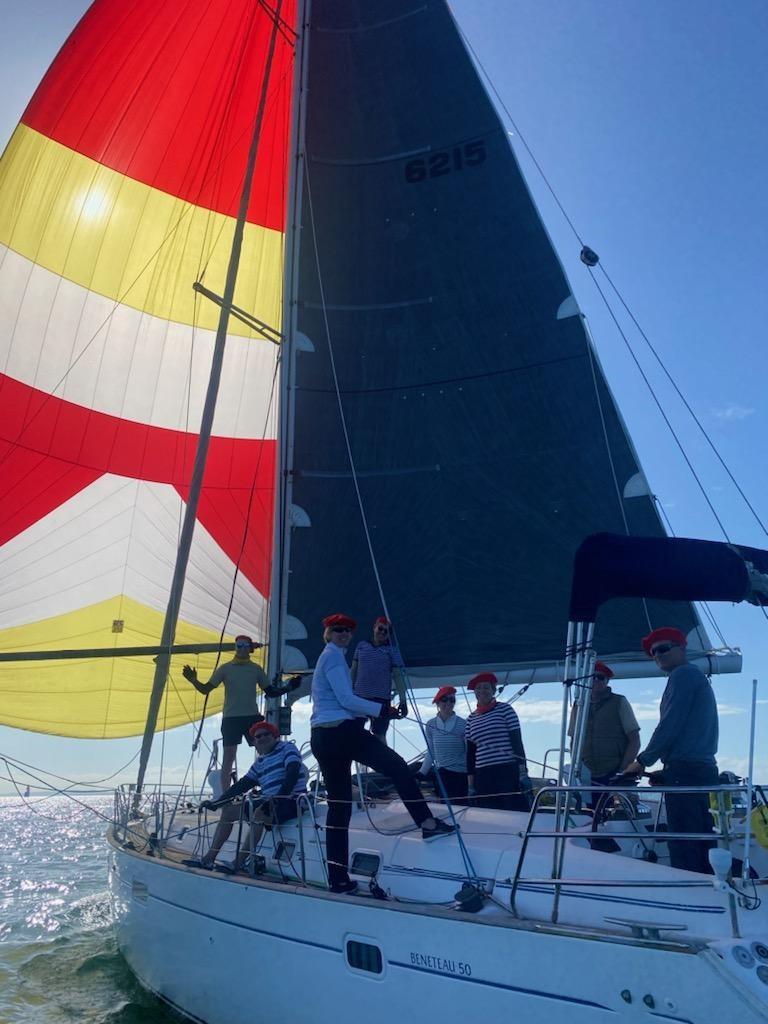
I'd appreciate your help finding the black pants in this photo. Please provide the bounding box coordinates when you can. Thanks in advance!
[434,768,469,803]
[474,763,531,811]
[367,697,391,738]
[311,718,432,886]
[663,760,718,873]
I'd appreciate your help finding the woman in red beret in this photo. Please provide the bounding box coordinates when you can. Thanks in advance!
[310,613,455,894]
[418,686,468,801]
[466,673,531,811]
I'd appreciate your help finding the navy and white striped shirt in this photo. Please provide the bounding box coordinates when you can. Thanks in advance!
[352,641,404,700]
[466,702,522,769]
[420,714,467,774]
[242,740,308,797]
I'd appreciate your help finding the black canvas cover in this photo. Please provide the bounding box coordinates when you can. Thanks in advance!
[570,533,768,623]
[284,0,702,677]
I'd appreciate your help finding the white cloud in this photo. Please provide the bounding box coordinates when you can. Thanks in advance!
[516,700,567,725]
[712,404,755,421]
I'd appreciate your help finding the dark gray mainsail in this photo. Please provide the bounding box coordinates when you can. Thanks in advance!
[282,0,704,681]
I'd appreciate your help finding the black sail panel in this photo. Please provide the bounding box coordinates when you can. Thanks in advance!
[286,0,701,677]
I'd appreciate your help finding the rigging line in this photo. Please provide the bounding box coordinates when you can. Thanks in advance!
[303,164,480,887]
[598,263,768,540]
[655,496,729,648]
[3,761,95,822]
[257,0,299,44]
[455,22,585,247]
[0,756,149,844]
[0,748,142,790]
[583,326,651,632]
[299,350,584,394]
[187,348,281,751]
[587,270,732,544]
[460,19,759,551]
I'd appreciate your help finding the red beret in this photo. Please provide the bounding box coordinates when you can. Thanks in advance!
[374,616,391,627]
[641,627,687,657]
[468,672,497,691]
[322,613,357,630]
[249,721,279,739]
[594,661,614,679]
[433,685,457,704]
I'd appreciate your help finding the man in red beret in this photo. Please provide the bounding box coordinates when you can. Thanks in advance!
[352,616,408,744]
[182,634,267,787]
[568,661,640,804]
[626,627,719,873]
[190,720,308,872]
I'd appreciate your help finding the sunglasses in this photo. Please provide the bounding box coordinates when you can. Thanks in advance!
[650,642,677,657]
[375,626,389,633]
[331,626,352,634]
[438,697,456,704]
[593,674,607,681]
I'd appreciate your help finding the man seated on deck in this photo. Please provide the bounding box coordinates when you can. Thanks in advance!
[189,721,308,872]
[182,635,267,787]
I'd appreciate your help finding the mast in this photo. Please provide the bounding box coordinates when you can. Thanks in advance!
[134,1,286,801]
[266,0,312,703]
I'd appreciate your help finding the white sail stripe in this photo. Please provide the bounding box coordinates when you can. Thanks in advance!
[0,475,267,637]
[0,245,279,438]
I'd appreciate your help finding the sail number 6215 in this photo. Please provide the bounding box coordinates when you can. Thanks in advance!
[404,140,486,183]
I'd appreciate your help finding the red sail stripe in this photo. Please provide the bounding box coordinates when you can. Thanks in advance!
[22,0,295,232]
[0,374,275,594]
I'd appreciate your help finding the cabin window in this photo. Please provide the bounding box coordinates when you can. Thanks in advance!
[350,851,381,877]
[346,940,383,974]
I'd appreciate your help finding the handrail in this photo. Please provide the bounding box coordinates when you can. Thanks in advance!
[511,782,753,928]
[295,792,328,887]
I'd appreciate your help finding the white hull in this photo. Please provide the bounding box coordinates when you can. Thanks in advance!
[109,804,768,1024]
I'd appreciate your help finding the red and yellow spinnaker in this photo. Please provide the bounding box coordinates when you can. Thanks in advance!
[0,0,296,737]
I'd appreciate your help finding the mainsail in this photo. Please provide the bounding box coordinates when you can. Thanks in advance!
[0,0,296,737]
[282,0,708,680]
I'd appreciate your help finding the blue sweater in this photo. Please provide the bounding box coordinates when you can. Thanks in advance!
[638,663,718,768]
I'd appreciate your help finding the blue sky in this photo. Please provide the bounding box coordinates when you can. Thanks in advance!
[0,1,766,794]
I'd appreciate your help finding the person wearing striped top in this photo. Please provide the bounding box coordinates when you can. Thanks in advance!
[418,686,468,801]
[466,673,531,812]
[195,722,307,871]
[352,617,407,743]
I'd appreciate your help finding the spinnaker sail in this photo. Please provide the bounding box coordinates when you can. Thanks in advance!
[0,0,296,737]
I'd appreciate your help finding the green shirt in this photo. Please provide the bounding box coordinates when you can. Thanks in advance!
[208,658,267,717]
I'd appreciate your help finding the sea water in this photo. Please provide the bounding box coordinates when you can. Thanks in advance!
[0,795,178,1024]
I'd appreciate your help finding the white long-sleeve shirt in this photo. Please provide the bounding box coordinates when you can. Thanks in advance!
[310,642,384,727]
[419,714,467,774]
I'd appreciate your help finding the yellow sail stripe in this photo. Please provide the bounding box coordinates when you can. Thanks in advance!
[0,125,283,338]
[0,596,267,739]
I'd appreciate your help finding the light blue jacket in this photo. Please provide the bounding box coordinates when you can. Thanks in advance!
[310,642,384,727]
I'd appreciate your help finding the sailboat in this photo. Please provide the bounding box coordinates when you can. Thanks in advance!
[2,1,768,1022]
